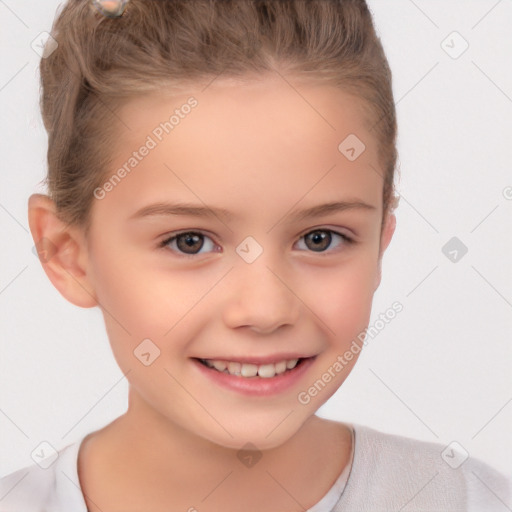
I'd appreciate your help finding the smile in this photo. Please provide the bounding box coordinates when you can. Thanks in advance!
[198,358,301,378]
[192,356,316,396]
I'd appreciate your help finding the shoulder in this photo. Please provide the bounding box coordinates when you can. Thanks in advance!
[338,423,511,511]
[0,440,87,512]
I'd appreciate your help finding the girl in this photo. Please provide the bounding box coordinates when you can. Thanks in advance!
[1,0,510,510]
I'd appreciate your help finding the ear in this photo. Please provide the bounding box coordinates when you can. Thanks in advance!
[374,212,396,291]
[28,194,98,308]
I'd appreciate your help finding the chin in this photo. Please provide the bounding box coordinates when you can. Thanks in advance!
[195,413,311,453]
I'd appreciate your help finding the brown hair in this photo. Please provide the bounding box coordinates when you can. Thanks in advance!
[39,0,399,233]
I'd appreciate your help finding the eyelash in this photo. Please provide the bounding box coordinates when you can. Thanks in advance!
[158,228,355,258]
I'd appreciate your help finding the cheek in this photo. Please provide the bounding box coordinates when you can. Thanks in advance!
[87,243,170,371]
[306,258,378,334]
[89,244,216,364]
[89,241,176,329]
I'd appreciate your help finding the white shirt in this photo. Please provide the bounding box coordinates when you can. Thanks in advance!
[0,423,509,511]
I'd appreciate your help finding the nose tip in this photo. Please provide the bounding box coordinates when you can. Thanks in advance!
[222,262,300,334]
[245,317,290,335]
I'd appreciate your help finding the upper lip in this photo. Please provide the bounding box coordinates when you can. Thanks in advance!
[193,354,316,365]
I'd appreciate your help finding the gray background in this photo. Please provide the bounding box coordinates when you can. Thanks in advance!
[1,0,511,478]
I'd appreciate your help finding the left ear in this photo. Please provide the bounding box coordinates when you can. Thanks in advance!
[374,212,396,291]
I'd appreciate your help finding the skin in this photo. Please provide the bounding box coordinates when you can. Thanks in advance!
[28,73,396,511]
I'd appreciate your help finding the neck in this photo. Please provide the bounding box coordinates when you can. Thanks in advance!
[82,386,352,511]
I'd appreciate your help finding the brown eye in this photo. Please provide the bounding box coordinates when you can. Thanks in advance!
[176,233,204,254]
[297,229,353,253]
[161,231,217,256]
[304,230,331,252]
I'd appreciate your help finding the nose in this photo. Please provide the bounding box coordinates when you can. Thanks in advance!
[222,256,301,334]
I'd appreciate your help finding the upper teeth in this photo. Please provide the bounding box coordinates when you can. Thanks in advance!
[202,358,300,378]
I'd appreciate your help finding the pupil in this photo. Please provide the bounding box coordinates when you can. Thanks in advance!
[178,233,203,253]
[307,230,330,251]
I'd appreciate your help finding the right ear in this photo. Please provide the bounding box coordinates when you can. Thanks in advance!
[28,193,98,308]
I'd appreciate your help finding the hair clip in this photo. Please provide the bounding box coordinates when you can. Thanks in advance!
[92,0,129,18]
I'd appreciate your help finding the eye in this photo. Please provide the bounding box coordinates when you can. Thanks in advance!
[295,229,354,253]
[159,228,354,258]
[159,231,219,257]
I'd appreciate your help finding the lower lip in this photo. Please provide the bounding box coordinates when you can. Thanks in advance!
[191,357,317,397]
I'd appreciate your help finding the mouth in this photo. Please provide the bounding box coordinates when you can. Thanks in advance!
[196,357,309,378]
[191,355,317,396]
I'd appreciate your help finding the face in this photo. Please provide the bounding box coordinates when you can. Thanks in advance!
[83,74,395,450]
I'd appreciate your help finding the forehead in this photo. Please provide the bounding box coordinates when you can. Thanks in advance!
[102,75,383,221]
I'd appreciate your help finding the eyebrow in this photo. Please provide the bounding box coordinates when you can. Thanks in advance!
[129,199,377,222]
